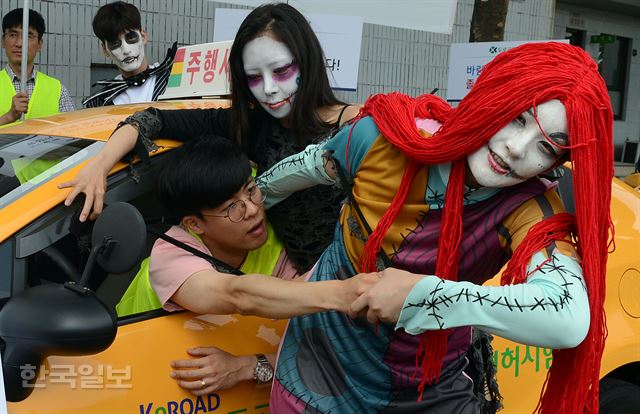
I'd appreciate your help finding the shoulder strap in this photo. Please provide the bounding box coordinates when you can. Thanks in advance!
[145,222,244,276]
[333,158,394,268]
[335,104,351,127]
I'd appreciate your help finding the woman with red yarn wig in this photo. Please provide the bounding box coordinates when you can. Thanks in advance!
[259,41,612,414]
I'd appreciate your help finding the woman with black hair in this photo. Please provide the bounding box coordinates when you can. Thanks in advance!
[60,2,360,273]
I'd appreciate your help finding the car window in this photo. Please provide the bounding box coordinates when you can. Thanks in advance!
[0,134,104,208]
[8,151,172,324]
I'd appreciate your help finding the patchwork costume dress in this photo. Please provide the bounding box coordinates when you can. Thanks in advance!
[259,116,589,413]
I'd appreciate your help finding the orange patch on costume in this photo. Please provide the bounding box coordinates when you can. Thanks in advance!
[341,132,431,271]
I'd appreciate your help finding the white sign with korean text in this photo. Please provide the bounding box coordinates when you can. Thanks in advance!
[159,41,232,100]
[446,40,570,101]
[214,8,363,91]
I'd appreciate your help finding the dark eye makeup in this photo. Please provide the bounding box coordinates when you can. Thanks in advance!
[107,40,121,50]
[125,31,140,44]
[540,133,569,158]
[539,141,558,157]
[548,132,569,147]
[273,63,293,74]
[106,31,140,50]
[513,115,526,126]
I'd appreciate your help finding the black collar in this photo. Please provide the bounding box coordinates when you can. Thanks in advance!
[124,66,152,87]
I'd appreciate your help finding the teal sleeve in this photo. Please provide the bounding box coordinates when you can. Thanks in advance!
[257,143,335,209]
[323,116,381,178]
[396,252,590,349]
[257,116,382,208]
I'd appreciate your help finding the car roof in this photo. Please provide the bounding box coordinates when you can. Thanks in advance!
[0,99,229,242]
[0,100,228,140]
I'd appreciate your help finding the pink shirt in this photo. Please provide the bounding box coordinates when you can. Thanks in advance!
[149,225,298,312]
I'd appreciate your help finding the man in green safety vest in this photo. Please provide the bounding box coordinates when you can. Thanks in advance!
[0,8,74,126]
[115,135,373,395]
[116,136,299,318]
[116,134,295,393]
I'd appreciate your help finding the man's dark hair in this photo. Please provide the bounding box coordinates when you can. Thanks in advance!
[229,2,344,154]
[92,1,142,43]
[2,8,46,39]
[157,135,252,221]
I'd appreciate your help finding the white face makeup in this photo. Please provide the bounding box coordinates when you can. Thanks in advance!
[242,35,300,119]
[466,99,569,188]
[105,30,146,73]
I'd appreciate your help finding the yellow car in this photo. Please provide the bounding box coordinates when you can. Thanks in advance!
[0,102,286,414]
[489,166,640,413]
[0,104,638,413]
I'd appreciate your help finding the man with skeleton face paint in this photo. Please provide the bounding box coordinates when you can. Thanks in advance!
[83,2,176,107]
[105,29,147,75]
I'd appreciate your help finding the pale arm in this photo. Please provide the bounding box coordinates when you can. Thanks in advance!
[57,124,139,221]
[173,268,375,319]
[170,347,276,395]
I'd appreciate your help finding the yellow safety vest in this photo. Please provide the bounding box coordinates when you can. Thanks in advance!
[116,222,284,317]
[0,69,61,124]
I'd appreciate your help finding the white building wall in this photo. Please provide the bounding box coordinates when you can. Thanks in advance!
[3,0,635,151]
[0,0,555,106]
[336,0,555,103]
[554,3,640,153]
[504,0,555,40]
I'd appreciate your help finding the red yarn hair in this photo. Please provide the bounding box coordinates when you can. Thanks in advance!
[356,42,613,414]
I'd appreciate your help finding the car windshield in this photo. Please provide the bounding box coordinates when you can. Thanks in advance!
[0,134,104,208]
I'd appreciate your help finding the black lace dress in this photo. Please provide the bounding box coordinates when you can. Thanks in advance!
[253,120,345,273]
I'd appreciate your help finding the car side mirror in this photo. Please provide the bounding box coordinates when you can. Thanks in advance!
[0,202,147,401]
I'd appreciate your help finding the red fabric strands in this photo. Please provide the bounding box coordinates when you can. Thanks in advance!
[355,42,613,414]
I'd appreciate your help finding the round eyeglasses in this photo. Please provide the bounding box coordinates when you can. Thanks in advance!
[202,185,266,223]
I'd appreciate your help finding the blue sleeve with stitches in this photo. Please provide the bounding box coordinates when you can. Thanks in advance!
[257,143,335,209]
[396,252,590,349]
[258,116,382,208]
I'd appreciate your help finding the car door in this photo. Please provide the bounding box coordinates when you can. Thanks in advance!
[3,150,286,414]
[7,313,284,414]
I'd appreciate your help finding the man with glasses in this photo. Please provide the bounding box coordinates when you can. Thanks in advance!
[116,135,374,395]
[0,8,74,126]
